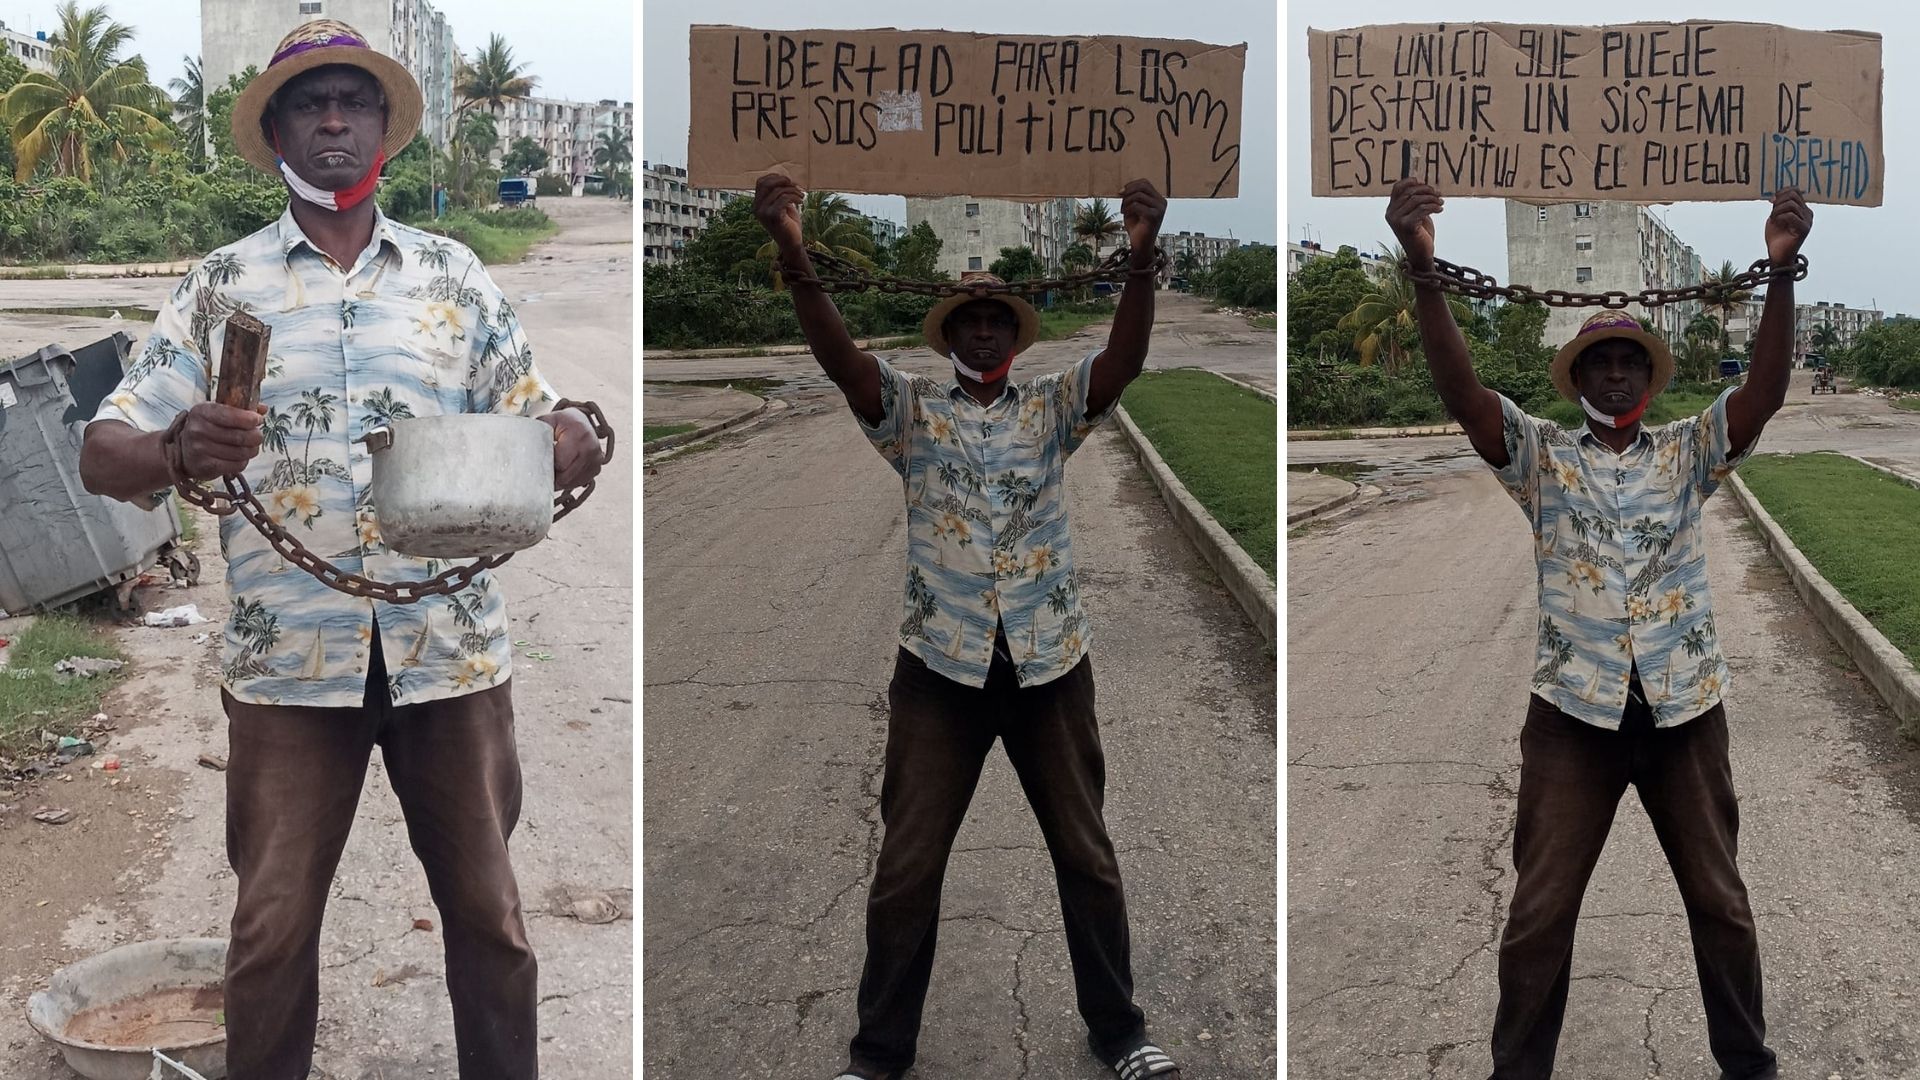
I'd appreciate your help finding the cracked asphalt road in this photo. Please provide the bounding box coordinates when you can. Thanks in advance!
[642,331,1277,1079]
[1287,407,1920,1077]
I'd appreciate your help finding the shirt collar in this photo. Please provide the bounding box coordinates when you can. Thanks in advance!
[947,375,1019,407]
[274,204,405,273]
[1576,421,1653,454]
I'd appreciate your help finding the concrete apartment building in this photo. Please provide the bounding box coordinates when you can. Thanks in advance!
[0,19,53,72]
[1287,240,1391,279]
[202,0,458,149]
[864,214,903,248]
[1716,296,1884,364]
[905,196,1079,277]
[1162,229,1240,286]
[640,161,739,266]
[489,97,632,182]
[1504,200,1705,348]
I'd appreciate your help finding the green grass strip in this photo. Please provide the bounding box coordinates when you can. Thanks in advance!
[644,423,697,443]
[1738,452,1920,665]
[1119,368,1277,577]
[0,614,127,761]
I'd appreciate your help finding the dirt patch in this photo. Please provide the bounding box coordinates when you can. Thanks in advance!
[64,984,222,1046]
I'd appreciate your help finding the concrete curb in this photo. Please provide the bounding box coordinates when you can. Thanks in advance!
[0,259,194,280]
[1113,405,1276,647]
[1289,422,1463,441]
[1727,468,1920,737]
[643,397,770,453]
[1210,371,1277,403]
[1286,482,1360,526]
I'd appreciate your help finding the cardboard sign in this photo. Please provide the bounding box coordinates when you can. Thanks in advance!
[1308,21,1883,205]
[688,25,1246,198]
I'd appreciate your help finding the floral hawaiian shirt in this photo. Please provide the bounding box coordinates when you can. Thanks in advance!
[858,351,1113,688]
[91,206,557,708]
[1491,387,1752,729]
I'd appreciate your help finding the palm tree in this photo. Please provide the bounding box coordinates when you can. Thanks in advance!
[1060,242,1094,272]
[1809,322,1840,358]
[754,190,876,288]
[1074,198,1121,256]
[1699,259,1752,352]
[0,1,172,182]
[167,53,205,168]
[452,35,536,203]
[1337,246,1470,371]
[593,127,630,197]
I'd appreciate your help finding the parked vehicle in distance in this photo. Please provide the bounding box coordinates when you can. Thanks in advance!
[1719,357,1746,379]
[1812,365,1838,394]
[498,176,535,207]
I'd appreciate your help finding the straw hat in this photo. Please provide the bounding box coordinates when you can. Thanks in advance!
[1550,310,1676,403]
[229,19,423,175]
[922,273,1040,360]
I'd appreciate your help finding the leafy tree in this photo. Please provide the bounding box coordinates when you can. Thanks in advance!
[891,220,944,281]
[988,244,1043,282]
[593,127,630,197]
[500,136,547,176]
[678,197,766,282]
[753,190,875,288]
[1,0,172,182]
[1286,246,1372,360]
[167,53,205,169]
[1833,320,1920,388]
[1488,300,1551,369]
[1205,242,1278,312]
[1074,197,1120,255]
[1337,246,1464,370]
[1700,259,1751,351]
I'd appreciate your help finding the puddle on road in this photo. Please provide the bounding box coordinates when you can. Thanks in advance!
[1288,460,1376,482]
[0,305,158,322]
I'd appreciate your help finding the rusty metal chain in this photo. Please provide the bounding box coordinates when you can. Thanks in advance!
[164,399,615,605]
[1401,255,1809,310]
[775,245,1169,297]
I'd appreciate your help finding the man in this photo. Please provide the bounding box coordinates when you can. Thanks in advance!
[80,21,601,1080]
[753,173,1182,1080]
[1387,176,1811,1079]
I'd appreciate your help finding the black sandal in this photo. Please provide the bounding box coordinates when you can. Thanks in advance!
[1112,1042,1182,1080]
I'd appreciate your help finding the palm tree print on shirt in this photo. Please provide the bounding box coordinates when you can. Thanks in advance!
[1534,616,1576,686]
[993,472,1041,552]
[900,567,937,640]
[223,595,281,682]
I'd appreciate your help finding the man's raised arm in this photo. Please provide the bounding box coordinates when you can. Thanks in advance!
[1388,178,1507,467]
[1726,187,1812,457]
[753,173,882,424]
[1085,179,1167,417]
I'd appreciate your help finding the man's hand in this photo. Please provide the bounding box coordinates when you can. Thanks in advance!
[1386,178,1442,271]
[753,173,805,254]
[1121,179,1166,266]
[1766,186,1812,266]
[542,408,604,491]
[176,401,266,481]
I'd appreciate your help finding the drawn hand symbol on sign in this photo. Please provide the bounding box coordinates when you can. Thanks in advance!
[1156,89,1240,198]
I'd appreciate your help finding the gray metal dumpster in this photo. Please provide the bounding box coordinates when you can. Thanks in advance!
[0,334,196,613]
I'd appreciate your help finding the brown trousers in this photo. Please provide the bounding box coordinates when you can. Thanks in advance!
[1490,692,1776,1080]
[220,635,537,1080]
[849,646,1147,1075]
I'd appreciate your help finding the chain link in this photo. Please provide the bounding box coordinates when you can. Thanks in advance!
[1402,255,1809,310]
[775,245,1169,297]
[165,400,615,604]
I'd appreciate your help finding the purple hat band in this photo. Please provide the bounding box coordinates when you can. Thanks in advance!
[271,32,370,67]
[1576,311,1643,337]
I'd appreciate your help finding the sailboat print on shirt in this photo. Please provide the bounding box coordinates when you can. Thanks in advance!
[296,628,325,680]
[403,613,431,667]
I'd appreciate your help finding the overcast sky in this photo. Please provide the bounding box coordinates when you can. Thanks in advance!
[1289,1,1912,316]
[643,0,1278,244]
[1,0,631,104]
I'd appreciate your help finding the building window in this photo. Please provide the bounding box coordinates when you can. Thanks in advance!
[965,202,980,217]
[1537,207,1548,223]
[299,0,322,12]
[1574,235,1594,252]
[1575,266,1593,283]
[1574,203,1592,217]
[968,256,983,270]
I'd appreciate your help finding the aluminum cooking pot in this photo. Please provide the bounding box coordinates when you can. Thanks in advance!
[358,414,554,558]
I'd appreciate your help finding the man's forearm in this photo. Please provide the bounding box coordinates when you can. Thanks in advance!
[1750,276,1795,407]
[1413,285,1482,414]
[81,421,173,504]
[1104,266,1156,375]
[780,244,864,376]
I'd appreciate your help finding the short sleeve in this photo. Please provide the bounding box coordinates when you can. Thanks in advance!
[1045,349,1110,457]
[1689,385,1750,499]
[1488,393,1544,513]
[468,262,558,418]
[853,357,914,477]
[90,275,209,433]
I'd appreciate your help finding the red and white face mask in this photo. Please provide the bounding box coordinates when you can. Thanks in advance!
[952,349,1015,385]
[1580,392,1650,429]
